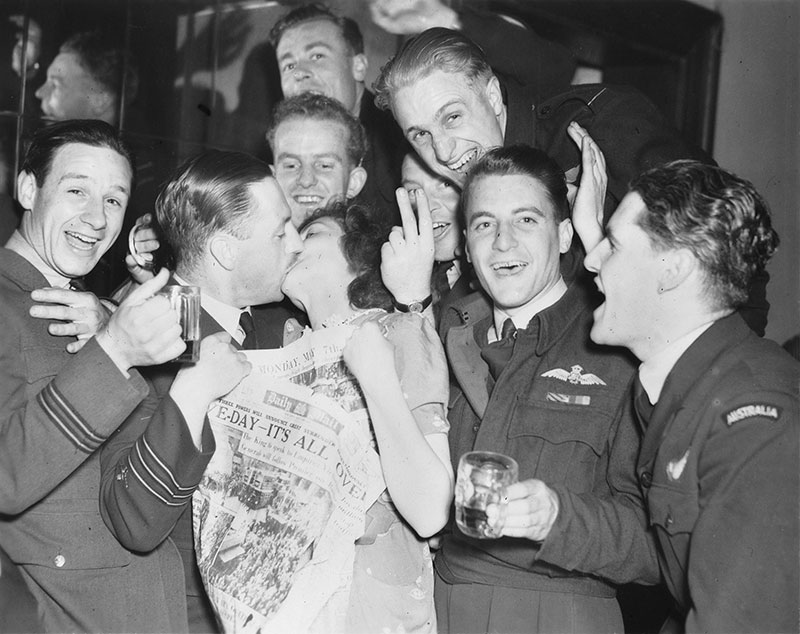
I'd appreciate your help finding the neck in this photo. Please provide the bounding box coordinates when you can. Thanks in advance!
[304,292,356,330]
[6,227,70,286]
[635,299,731,363]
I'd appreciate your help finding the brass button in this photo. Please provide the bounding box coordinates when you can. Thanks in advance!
[54,554,66,568]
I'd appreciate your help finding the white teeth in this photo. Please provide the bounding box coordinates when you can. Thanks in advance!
[491,261,526,271]
[433,222,448,230]
[295,195,322,204]
[66,231,98,245]
[448,149,478,173]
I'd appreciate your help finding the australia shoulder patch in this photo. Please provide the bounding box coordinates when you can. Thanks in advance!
[724,403,782,426]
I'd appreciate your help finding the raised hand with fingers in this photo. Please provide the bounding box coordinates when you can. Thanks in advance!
[381,187,435,310]
[567,121,608,252]
[29,287,111,353]
[96,268,185,372]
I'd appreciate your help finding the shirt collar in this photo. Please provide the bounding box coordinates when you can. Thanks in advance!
[638,320,716,404]
[173,274,248,344]
[489,277,567,343]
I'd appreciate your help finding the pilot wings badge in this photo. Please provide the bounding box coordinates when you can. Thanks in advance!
[541,364,607,385]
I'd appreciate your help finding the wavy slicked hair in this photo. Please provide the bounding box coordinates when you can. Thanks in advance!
[268,3,364,55]
[21,119,134,189]
[155,150,271,273]
[461,145,570,224]
[631,160,778,310]
[374,28,494,113]
[267,93,367,168]
[298,201,393,311]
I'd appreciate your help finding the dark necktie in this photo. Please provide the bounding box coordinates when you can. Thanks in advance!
[481,318,517,382]
[69,278,88,292]
[239,311,258,350]
[632,375,655,427]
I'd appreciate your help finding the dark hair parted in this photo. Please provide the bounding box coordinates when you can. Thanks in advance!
[298,201,394,311]
[374,28,493,112]
[155,150,272,272]
[631,160,779,310]
[269,3,364,55]
[461,145,570,223]
[267,93,367,167]
[60,30,139,103]
[21,119,134,189]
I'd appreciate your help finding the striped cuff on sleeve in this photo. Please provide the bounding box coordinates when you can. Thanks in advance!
[37,382,107,453]
[126,435,197,507]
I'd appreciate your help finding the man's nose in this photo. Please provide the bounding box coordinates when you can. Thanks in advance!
[432,134,455,164]
[292,62,311,82]
[584,240,605,273]
[34,81,48,100]
[492,222,517,251]
[297,165,317,188]
[285,226,304,255]
[80,198,107,229]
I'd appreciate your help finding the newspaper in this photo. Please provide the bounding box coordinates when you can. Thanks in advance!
[193,324,385,634]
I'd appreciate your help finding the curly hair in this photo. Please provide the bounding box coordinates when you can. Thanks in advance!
[631,160,779,310]
[267,93,367,167]
[298,201,394,311]
[269,3,364,55]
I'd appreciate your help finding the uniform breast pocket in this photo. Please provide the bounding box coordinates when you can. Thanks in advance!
[507,396,611,490]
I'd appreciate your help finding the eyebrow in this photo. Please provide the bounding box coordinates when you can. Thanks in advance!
[58,172,130,196]
[278,39,333,62]
[276,152,343,162]
[404,98,464,135]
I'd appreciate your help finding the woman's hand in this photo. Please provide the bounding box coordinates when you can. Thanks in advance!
[343,321,395,386]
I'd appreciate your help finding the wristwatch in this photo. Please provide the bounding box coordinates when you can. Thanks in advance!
[393,294,433,313]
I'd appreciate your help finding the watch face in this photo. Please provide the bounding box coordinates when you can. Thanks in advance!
[409,301,424,313]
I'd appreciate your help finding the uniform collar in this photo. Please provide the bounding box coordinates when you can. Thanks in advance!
[638,320,716,404]
[490,277,567,343]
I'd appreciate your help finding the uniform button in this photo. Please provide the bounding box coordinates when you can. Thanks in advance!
[472,424,480,433]
[54,554,66,568]
[665,515,674,527]
[540,105,552,116]
[640,471,653,488]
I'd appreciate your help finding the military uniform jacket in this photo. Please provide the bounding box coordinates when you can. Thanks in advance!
[436,284,659,595]
[100,292,293,632]
[637,313,799,633]
[0,248,187,633]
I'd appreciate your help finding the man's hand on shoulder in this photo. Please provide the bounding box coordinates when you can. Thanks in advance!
[29,287,112,353]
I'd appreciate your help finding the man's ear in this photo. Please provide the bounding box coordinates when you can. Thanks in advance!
[16,171,37,210]
[558,218,574,254]
[464,229,471,264]
[208,234,237,272]
[346,166,367,199]
[485,75,504,118]
[658,248,696,293]
[351,53,368,83]
[87,89,115,121]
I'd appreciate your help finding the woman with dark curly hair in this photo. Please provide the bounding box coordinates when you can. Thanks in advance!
[281,200,453,633]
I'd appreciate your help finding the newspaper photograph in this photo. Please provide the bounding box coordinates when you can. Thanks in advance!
[193,324,385,633]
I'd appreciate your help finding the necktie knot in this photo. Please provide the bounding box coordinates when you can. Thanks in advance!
[633,376,655,426]
[239,311,258,350]
[500,318,517,341]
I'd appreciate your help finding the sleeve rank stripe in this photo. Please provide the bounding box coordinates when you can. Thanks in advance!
[131,441,194,500]
[127,458,192,507]
[37,382,105,453]
[140,436,194,492]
